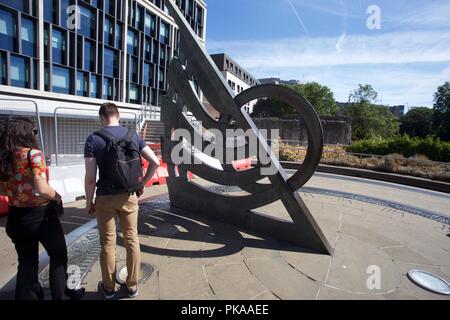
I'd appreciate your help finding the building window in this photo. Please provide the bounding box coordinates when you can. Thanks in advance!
[158,67,165,89]
[159,45,166,66]
[52,28,66,65]
[115,23,122,48]
[60,0,70,28]
[44,26,49,61]
[197,5,204,23]
[76,71,88,96]
[104,48,119,78]
[104,0,115,16]
[152,39,158,62]
[0,52,6,84]
[143,62,153,86]
[144,37,151,61]
[104,17,114,46]
[160,22,169,45]
[79,5,95,39]
[129,84,139,103]
[84,39,95,72]
[135,5,143,30]
[21,17,36,57]
[144,12,155,36]
[187,0,194,16]
[103,77,113,100]
[1,0,24,11]
[52,65,71,94]
[129,56,138,83]
[127,29,137,55]
[0,8,17,52]
[31,59,37,89]
[90,74,99,98]
[44,0,55,23]
[10,55,29,88]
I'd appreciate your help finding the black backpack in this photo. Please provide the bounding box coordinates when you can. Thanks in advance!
[94,128,144,194]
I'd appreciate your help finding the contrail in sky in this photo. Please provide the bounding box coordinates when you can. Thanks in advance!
[287,0,311,38]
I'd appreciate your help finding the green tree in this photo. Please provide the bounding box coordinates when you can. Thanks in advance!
[348,84,378,104]
[432,82,450,141]
[344,84,399,140]
[286,82,338,116]
[400,107,434,139]
[251,98,294,118]
[251,82,338,117]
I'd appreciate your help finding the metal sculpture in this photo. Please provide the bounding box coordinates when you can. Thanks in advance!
[161,0,332,255]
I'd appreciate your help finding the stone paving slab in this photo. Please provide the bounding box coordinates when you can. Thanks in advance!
[71,190,450,300]
[1,174,450,300]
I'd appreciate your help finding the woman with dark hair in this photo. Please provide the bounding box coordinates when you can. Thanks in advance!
[0,117,85,300]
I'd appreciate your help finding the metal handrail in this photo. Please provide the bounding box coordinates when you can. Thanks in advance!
[53,107,137,166]
[0,98,45,154]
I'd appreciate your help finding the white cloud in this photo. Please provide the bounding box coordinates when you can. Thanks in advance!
[288,0,360,19]
[335,33,346,53]
[207,30,450,106]
[387,2,450,29]
[207,30,450,69]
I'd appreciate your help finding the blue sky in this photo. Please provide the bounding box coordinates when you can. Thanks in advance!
[205,0,450,108]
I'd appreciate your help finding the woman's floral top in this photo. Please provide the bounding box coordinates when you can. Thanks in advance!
[1,148,49,207]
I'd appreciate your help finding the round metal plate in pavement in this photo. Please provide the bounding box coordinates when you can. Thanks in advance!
[407,270,450,295]
[115,263,155,285]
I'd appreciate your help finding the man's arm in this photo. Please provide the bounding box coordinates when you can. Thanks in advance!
[141,146,160,188]
[84,157,97,215]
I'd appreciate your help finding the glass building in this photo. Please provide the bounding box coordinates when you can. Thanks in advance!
[0,0,207,107]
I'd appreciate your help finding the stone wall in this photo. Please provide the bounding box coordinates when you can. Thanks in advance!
[252,115,352,145]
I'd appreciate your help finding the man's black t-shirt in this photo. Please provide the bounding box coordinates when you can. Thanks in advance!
[84,126,147,196]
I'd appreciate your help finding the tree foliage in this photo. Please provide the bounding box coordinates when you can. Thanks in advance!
[344,84,399,140]
[432,81,450,142]
[347,135,450,162]
[400,107,434,139]
[286,82,338,116]
[348,84,378,104]
[251,82,338,117]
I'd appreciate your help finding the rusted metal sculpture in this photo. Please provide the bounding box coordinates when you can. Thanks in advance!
[161,0,332,255]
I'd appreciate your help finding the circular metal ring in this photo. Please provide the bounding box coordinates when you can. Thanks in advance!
[234,84,324,190]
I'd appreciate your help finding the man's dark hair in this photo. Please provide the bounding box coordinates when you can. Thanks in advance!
[99,102,119,119]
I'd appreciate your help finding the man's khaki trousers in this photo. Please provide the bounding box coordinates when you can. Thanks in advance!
[95,193,140,291]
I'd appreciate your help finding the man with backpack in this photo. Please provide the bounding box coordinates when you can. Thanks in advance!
[84,103,160,299]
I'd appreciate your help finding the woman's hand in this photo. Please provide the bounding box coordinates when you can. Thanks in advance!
[54,192,62,204]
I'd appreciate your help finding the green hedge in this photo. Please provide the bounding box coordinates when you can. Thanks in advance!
[346,135,450,162]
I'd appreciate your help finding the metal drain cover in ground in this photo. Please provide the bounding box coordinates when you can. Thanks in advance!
[115,263,154,285]
[407,270,450,295]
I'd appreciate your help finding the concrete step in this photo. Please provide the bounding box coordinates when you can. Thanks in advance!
[142,120,165,144]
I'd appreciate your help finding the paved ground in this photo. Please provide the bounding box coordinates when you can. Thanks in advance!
[1,173,449,300]
[0,185,168,291]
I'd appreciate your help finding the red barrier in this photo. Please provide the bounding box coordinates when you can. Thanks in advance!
[143,143,195,186]
[0,196,8,216]
[232,158,253,171]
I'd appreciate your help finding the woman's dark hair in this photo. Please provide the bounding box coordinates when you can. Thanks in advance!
[0,117,39,181]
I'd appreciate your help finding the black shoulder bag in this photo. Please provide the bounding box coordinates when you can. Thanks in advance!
[27,148,64,217]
